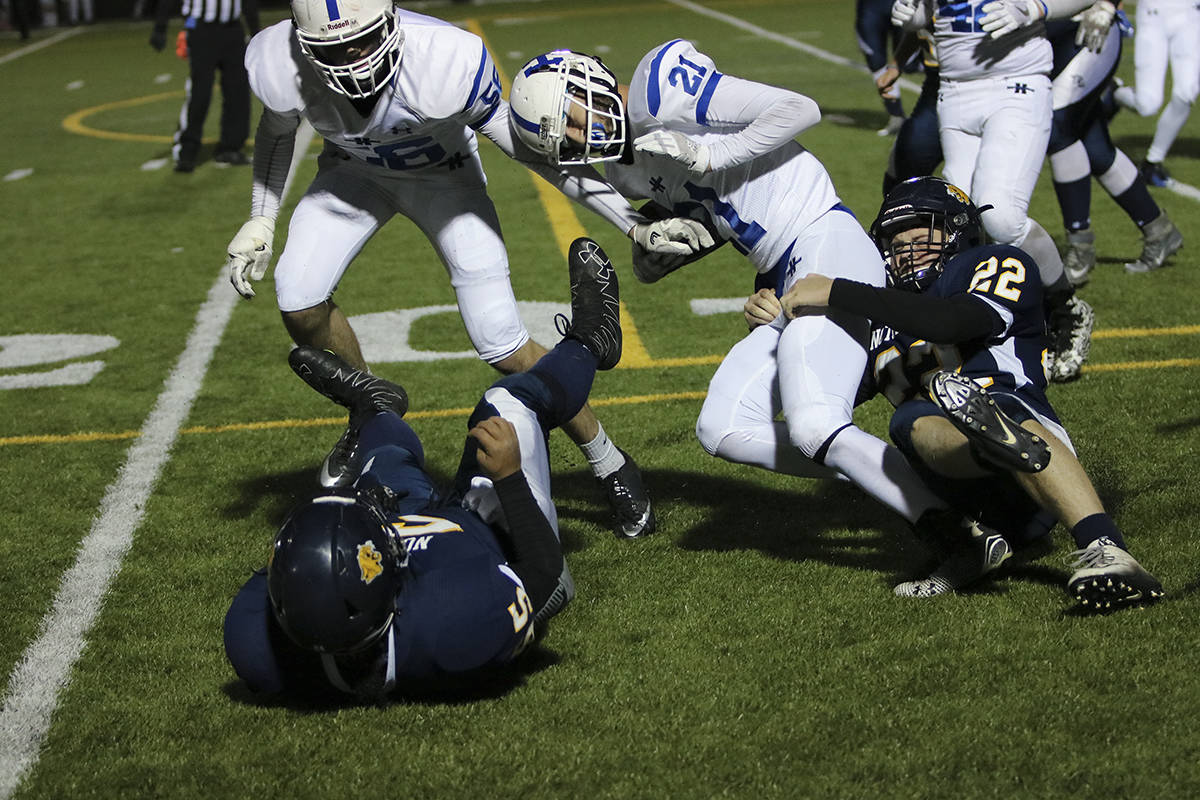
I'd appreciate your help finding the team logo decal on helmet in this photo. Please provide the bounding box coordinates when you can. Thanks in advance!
[267,488,405,653]
[869,176,988,292]
[291,0,403,99]
[509,50,627,165]
[357,540,384,584]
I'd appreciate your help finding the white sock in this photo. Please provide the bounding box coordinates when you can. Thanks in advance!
[580,423,625,479]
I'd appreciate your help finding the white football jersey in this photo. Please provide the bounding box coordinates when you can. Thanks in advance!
[932,0,1051,81]
[605,40,841,274]
[246,10,503,186]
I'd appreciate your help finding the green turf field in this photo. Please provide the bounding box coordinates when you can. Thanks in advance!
[1,1,1198,797]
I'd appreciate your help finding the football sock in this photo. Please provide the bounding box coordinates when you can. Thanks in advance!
[822,425,945,525]
[1097,149,1159,227]
[580,423,625,479]
[1070,512,1127,550]
[1021,220,1067,287]
[1049,141,1091,231]
[1052,176,1091,232]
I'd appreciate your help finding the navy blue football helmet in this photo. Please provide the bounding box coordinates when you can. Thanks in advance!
[870,177,987,292]
[267,487,404,654]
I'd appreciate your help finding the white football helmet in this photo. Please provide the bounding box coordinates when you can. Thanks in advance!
[509,51,626,166]
[291,0,403,99]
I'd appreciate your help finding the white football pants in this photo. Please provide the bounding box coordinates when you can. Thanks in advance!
[275,153,529,364]
[696,210,945,524]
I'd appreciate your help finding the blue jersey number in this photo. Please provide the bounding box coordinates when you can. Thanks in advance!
[667,54,708,96]
[938,0,985,33]
[367,136,447,170]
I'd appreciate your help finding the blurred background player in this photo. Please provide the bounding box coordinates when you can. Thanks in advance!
[1047,1,1183,283]
[856,0,910,136]
[878,29,941,193]
[224,237,624,699]
[224,2,713,536]
[511,45,982,564]
[891,0,1098,382]
[150,0,259,172]
[1112,0,1200,186]
[775,177,1163,609]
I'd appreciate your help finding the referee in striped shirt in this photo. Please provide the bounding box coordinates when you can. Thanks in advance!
[150,0,260,172]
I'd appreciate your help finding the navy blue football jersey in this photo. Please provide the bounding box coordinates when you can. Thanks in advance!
[224,503,535,695]
[863,243,1058,423]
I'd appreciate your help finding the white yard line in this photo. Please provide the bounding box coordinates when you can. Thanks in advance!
[0,122,314,800]
[0,28,85,66]
[662,0,922,93]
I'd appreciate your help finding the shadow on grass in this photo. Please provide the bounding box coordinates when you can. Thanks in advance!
[549,465,928,580]
[220,643,562,711]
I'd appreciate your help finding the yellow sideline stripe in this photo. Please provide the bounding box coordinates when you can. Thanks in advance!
[467,19,659,369]
[1093,325,1200,339]
[0,391,711,448]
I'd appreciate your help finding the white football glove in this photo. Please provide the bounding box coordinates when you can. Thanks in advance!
[632,130,711,175]
[226,215,275,299]
[980,0,1045,39]
[891,0,918,28]
[630,218,716,255]
[1073,1,1116,53]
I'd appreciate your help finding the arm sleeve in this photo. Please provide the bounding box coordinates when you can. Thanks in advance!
[700,77,822,171]
[490,471,564,615]
[827,278,1005,344]
[249,109,300,221]
[478,102,646,233]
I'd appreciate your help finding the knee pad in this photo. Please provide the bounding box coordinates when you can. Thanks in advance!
[786,401,851,460]
[981,207,1029,246]
[694,408,724,457]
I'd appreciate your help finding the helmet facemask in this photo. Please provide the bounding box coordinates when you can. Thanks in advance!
[510,52,626,166]
[294,2,402,100]
[879,213,950,292]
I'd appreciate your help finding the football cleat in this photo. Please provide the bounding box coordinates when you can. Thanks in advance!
[1125,212,1183,274]
[1139,159,1170,188]
[319,425,361,488]
[1062,228,1096,287]
[289,346,409,487]
[288,346,409,425]
[895,519,1012,597]
[1048,294,1093,383]
[599,448,656,538]
[876,115,905,137]
[929,371,1050,473]
[1067,537,1164,610]
[558,237,622,370]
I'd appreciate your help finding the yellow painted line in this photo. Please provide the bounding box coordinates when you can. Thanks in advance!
[1093,325,1200,339]
[1079,357,1200,372]
[5,349,1199,451]
[62,91,183,144]
[0,391,709,448]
